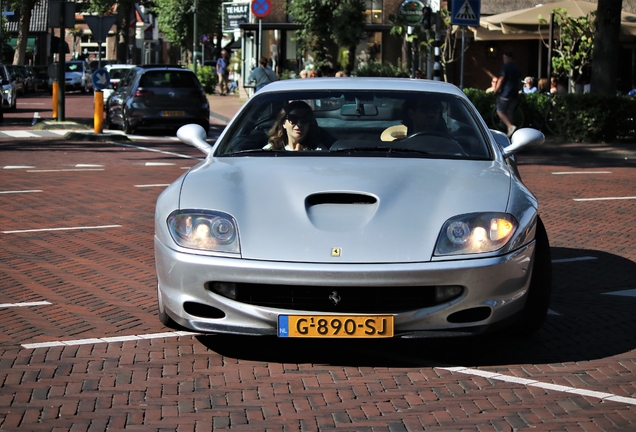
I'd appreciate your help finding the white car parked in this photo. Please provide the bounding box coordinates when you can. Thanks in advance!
[102,64,136,105]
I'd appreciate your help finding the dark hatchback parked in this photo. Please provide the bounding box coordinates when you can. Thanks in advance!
[105,65,210,134]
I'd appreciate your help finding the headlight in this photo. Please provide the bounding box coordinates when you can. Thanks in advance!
[434,212,517,256]
[167,210,240,254]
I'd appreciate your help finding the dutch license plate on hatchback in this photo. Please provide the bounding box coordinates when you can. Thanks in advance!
[161,110,185,116]
[278,315,393,338]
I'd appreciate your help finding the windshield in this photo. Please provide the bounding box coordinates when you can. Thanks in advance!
[65,62,85,73]
[216,90,491,159]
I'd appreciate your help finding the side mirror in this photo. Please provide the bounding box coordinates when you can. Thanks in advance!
[177,124,213,156]
[500,128,545,158]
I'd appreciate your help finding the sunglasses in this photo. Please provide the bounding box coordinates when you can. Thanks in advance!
[286,113,312,126]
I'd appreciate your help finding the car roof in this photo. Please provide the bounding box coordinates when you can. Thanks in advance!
[105,64,136,70]
[256,77,465,97]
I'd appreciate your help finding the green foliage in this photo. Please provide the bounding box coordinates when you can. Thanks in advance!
[287,0,367,73]
[197,65,217,94]
[278,70,296,80]
[151,0,222,51]
[463,88,636,142]
[548,94,636,142]
[539,8,595,83]
[351,60,410,77]
[83,0,120,15]
[462,88,496,125]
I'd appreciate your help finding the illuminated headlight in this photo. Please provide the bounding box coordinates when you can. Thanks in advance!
[167,210,240,254]
[434,213,517,256]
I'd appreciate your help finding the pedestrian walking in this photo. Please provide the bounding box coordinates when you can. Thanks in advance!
[494,51,521,137]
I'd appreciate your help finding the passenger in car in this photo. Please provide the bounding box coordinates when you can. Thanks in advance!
[264,101,325,151]
[403,98,450,136]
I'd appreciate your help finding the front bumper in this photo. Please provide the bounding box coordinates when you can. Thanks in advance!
[155,237,536,338]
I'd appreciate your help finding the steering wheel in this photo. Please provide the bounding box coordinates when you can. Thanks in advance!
[404,130,449,140]
[401,130,469,157]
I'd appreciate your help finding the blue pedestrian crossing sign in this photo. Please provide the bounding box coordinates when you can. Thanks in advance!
[451,0,480,26]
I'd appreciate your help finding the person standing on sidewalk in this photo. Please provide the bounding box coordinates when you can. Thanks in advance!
[494,51,521,137]
[216,50,230,96]
[248,57,279,92]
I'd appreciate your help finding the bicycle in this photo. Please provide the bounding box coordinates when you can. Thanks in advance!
[490,99,525,133]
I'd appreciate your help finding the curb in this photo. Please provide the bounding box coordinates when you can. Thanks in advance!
[64,131,131,142]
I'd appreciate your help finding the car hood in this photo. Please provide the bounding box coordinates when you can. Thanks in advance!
[178,157,513,263]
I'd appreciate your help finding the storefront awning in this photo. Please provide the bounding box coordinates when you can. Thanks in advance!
[6,37,37,50]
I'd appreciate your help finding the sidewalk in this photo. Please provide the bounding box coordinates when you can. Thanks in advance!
[207,91,249,124]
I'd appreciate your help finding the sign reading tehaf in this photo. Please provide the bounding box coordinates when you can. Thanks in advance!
[223,2,250,33]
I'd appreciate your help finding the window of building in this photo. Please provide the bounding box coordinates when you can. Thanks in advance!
[365,0,382,24]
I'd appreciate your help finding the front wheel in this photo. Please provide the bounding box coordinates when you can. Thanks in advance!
[508,217,552,336]
[123,112,135,134]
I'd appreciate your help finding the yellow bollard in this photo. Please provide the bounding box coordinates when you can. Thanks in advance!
[52,81,58,119]
[94,90,104,134]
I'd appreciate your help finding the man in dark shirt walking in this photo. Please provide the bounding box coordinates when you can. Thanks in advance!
[494,51,521,137]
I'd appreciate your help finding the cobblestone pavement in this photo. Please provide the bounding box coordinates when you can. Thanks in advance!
[0,135,635,431]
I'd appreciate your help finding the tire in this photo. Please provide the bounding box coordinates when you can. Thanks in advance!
[543,102,560,135]
[104,111,114,130]
[508,217,552,336]
[123,113,135,134]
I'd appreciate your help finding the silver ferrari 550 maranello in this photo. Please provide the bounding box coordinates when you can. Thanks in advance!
[154,78,551,339]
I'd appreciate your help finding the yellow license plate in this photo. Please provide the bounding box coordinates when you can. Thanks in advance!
[161,110,184,116]
[278,315,393,338]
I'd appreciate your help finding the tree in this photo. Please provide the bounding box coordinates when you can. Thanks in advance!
[151,0,221,64]
[590,0,622,95]
[287,0,367,74]
[67,25,84,59]
[540,8,595,92]
[10,0,36,65]
[389,8,468,81]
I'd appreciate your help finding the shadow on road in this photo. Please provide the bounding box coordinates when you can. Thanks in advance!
[197,247,636,368]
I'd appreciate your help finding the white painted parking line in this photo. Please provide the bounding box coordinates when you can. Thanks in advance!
[3,166,35,169]
[439,366,636,406]
[27,168,104,172]
[547,309,561,316]
[0,301,52,308]
[2,224,121,234]
[552,171,612,175]
[574,196,636,202]
[551,256,597,263]
[75,164,104,168]
[135,184,170,188]
[145,162,175,166]
[21,331,201,349]
[2,131,39,138]
[115,142,202,160]
[0,190,43,194]
[603,288,636,298]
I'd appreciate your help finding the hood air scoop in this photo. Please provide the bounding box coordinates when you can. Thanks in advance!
[305,192,378,232]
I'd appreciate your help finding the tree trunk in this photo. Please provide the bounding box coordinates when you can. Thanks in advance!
[590,0,622,95]
[12,0,35,65]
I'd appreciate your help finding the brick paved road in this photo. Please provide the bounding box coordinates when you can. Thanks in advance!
[1,136,635,431]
